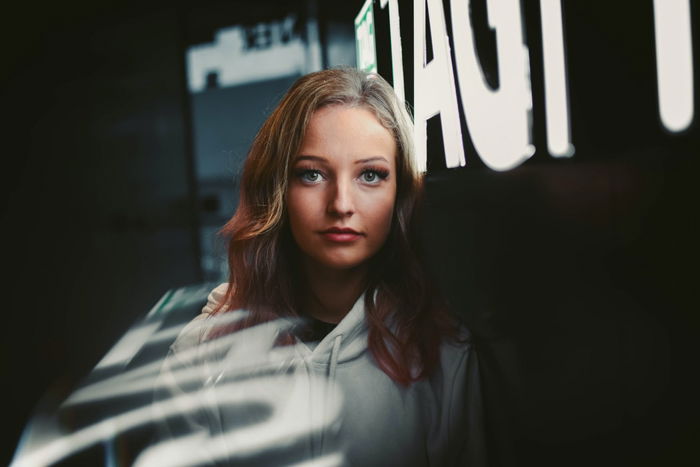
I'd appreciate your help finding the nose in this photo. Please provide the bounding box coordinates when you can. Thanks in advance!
[327,178,355,217]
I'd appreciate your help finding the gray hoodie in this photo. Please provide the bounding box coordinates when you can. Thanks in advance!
[153,284,485,466]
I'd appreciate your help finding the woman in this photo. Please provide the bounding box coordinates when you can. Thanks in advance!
[155,68,484,467]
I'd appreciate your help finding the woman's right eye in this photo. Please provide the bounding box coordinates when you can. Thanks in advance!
[296,169,324,183]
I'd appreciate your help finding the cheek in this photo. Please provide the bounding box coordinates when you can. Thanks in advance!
[287,188,313,223]
[287,187,324,247]
[364,190,396,239]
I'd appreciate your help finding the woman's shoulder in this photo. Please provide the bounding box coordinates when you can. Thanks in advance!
[439,323,474,374]
[201,282,229,315]
[170,282,230,354]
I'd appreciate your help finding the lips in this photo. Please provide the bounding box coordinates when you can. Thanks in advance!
[319,227,363,243]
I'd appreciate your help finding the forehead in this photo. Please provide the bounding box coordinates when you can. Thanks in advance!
[296,105,397,165]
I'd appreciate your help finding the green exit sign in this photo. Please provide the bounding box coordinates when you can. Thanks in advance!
[355,0,377,72]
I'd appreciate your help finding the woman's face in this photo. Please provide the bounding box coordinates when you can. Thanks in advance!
[287,105,397,272]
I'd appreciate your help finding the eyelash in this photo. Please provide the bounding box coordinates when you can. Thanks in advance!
[360,167,390,183]
[293,166,390,185]
[294,168,324,183]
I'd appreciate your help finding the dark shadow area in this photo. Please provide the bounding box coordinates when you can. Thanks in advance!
[2,2,203,463]
[422,154,699,467]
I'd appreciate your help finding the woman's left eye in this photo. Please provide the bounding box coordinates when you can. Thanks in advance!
[360,169,389,184]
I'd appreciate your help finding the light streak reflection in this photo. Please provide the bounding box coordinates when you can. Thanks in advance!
[12,307,346,466]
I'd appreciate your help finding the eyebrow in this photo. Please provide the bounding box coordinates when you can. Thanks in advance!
[295,155,327,163]
[355,156,389,164]
[294,155,390,164]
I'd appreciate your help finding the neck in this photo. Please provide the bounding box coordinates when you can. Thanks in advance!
[300,259,368,324]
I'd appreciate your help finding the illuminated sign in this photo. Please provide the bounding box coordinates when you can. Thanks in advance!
[358,0,696,172]
[653,0,695,133]
[187,17,306,93]
[355,0,378,73]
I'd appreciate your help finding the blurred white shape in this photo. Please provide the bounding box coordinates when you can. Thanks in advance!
[451,0,535,171]
[355,0,378,73]
[413,0,466,172]
[540,0,575,158]
[136,374,344,466]
[95,321,160,370]
[289,453,346,467]
[132,432,211,467]
[65,312,281,406]
[12,401,65,466]
[13,314,343,467]
[653,0,694,132]
[96,284,224,372]
[14,374,342,467]
[187,18,306,93]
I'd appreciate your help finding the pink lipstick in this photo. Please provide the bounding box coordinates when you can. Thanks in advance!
[319,227,363,243]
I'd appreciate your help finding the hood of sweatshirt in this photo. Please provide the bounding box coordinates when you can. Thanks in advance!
[162,284,483,466]
[200,283,369,372]
[293,292,368,367]
[204,285,369,459]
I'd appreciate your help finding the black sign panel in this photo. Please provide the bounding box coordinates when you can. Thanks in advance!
[364,1,698,466]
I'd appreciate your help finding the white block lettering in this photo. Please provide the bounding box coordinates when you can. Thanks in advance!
[653,0,694,132]
[540,0,575,157]
[414,0,466,171]
[451,0,535,171]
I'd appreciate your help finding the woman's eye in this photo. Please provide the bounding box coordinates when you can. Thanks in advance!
[360,169,388,184]
[298,169,323,183]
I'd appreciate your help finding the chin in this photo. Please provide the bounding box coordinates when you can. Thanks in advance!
[316,254,368,271]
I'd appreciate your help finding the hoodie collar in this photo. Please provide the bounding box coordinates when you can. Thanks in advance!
[296,292,368,365]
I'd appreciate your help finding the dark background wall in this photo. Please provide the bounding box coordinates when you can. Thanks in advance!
[1,2,202,463]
